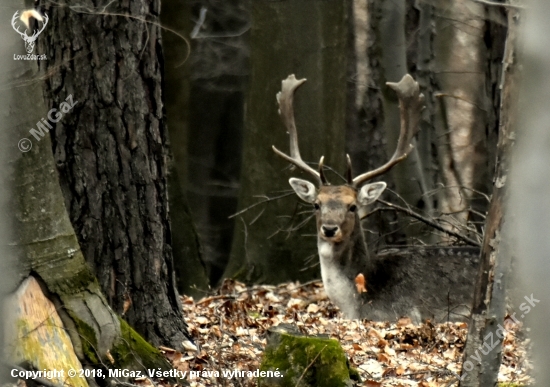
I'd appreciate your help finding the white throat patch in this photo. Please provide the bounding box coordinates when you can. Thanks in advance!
[317,240,360,319]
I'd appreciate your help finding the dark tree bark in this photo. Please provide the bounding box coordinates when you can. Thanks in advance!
[185,0,248,285]
[161,0,210,297]
[37,0,188,348]
[224,0,349,284]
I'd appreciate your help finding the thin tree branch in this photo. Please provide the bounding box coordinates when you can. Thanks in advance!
[369,199,480,247]
[228,192,295,219]
[295,345,327,387]
[471,0,525,10]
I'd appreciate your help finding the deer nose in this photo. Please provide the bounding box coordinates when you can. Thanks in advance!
[322,225,339,238]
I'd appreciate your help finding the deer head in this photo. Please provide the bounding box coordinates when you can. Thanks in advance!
[273,74,424,249]
[11,10,49,54]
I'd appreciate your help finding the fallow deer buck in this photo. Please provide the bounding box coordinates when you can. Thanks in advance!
[273,74,480,323]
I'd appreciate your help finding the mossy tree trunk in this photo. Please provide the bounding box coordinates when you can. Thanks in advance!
[224,0,349,284]
[1,2,169,377]
[37,0,189,347]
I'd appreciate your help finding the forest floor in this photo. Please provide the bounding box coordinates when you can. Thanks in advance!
[144,280,532,387]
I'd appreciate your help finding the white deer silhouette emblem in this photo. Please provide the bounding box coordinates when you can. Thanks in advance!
[11,10,49,54]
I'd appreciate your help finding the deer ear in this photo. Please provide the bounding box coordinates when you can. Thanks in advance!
[358,182,387,206]
[289,178,317,203]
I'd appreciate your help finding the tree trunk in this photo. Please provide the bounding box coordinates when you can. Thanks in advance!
[459,6,518,386]
[369,0,434,227]
[1,10,169,378]
[180,0,248,285]
[224,0,349,284]
[161,0,210,297]
[37,0,188,348]
[507,1,550,385]
[432,0,494,236]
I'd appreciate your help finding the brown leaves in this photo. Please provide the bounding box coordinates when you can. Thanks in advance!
[148,279,530,387]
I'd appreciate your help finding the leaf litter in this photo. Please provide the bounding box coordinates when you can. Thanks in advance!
[143,279,532,387]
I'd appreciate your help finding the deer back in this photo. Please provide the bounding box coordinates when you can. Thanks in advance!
[360,246,480,322]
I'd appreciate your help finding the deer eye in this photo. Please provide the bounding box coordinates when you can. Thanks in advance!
[349,204,357,213]
[314,203,320,210]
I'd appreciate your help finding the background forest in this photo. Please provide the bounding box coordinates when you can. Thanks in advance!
[1,0,549,386]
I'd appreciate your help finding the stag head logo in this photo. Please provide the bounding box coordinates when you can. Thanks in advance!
[11,10,49,54]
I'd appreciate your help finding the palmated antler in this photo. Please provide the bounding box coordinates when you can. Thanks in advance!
[272,75,325,186]
[351,74,425,188]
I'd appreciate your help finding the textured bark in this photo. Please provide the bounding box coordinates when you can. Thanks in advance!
[37,0,188,347]
[161,0,209,297]
[1,21,169,376]
[225,0,349,284]
[414,0,437,212]
[355,0,403,249]
[459,7,517,387]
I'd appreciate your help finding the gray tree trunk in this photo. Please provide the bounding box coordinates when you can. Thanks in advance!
[0,2,169,377]
[459,6,519,386]
[369,0,434,229]
[507,0,550,385]
[432,0,493,237]
[225,0,349,284]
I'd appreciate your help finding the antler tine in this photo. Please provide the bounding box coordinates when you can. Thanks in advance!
[272,74,323,186]
[318,156,328,185]
[352,74,425,188]
[345,154,353,185]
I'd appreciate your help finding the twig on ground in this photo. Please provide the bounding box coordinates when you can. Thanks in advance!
[294,345,327,387]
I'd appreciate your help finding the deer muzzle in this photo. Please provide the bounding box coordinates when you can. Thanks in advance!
[321,225,341,240]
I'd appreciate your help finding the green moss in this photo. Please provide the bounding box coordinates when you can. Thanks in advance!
[229,266,251,283]
[497,383,525,387]
[67,313,171,373]
[110,318,171,372]
[10,317,88,387]
[259,332,355,387]
[67,313,99,363]
[348,364,360,381]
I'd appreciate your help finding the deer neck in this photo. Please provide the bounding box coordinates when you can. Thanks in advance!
[317,217,369,319]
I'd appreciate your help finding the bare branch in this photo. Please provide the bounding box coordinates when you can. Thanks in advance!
[228,192,294,219]
[369,199,480,247]
[471,0,525,10]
